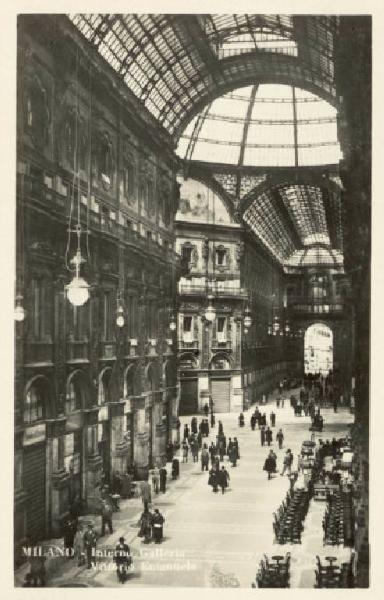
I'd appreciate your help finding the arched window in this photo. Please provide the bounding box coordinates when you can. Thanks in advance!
[24,377,48,424]
[98,368,112,405]
[65,371,85,413]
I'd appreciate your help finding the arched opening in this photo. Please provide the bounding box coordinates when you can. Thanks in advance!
[65,370,87,413]
[98,367,113,405]
[124,364,140,398]
[304,323,333,376]
[23,376,50,424]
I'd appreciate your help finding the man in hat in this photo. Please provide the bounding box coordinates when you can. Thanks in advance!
[114,536,131,582]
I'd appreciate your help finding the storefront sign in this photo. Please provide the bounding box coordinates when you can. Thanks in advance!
[23,423,46,446]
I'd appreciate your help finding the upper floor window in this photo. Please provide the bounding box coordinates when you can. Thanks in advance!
[65,372,84,413]
[182,315,193,342]
[101,289,114,341]
[24,378,47,424]
[216,246,228,268]
[30,278,52,341]
[217,316,227,342]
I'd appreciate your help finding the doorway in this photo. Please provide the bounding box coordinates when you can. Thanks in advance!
[304,323,333,375]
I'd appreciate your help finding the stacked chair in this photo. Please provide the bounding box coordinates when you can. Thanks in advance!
[253,553,291,588]
[323,489,344,545]
[273,488,310,544]
[323,489,354,546]
[315,554,355,588]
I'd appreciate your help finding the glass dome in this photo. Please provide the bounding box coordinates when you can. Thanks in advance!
[177,84,342,167]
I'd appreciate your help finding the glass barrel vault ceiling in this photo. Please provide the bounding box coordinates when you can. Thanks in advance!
[177,84,342,167]
[69,14,338,135]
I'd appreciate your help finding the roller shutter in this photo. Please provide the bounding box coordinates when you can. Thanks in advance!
[211,378,231,413]
[23,443,46,542]
[179,378,198,415]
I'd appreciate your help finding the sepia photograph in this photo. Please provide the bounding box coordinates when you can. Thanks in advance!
[12,7,371,589]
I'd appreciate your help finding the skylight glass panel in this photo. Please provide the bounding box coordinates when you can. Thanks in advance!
[191,140,240,164]
[243,146,295,167]
[299,145,342,166]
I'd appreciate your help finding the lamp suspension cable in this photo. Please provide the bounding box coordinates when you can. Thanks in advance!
[65,48,90,307]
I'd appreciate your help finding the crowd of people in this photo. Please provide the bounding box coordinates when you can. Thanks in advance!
[23,379,346,586]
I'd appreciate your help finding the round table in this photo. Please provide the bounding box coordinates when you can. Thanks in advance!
[271,555,284,566]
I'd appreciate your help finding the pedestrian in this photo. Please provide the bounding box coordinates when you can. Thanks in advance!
[229,444,237,467]
[101,499,113,536]
[265,426,273,446]
[171,457,180,479]
[197,430,203,449]
[112,470,123,496]
[260,425,266,446]
[159,466,167,493]
[204,418,210,436]
[281,449,294,476]
[238,412,244,427]
[233,437,240,459]
[73,523,85,566]
[276,428,284,450]
[218,466,230,493]
[276,396,280,409]
[263,451,277,480]
[218,437,225,461]
[191,438,199,462]
[114,537,131,582]
[261,413,267,427]
[191,416,198,434]
[203,403,209,417]
[150,465,160,494]
[182,440,189,463]
[152,508,165,543]
[281,397,285,408]
[209,442,216,466]
[208,468,218,493]
[218,421,224,436]
[141,479,152,511]
[166,441,174,462]
[210,411,216,428]
[183,424,189,440]
[62,516,77,558]
[250,413,256,431]
[83,523,98,569]
[201,445,210,471]
[270,411,276,427]
[139,508,153,544]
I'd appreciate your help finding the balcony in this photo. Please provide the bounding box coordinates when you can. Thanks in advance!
[287,297,345,315]
[66,340,90,362]
[178,339,199,350]
[179,282,248,299]
[211,339,232,351]
[25,340,54,366]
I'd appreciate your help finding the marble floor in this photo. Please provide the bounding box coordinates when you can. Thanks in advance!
[49,399,354,588]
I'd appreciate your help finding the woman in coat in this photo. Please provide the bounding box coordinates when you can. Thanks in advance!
[218,466,230,493]
[264,451,277,480]
[139,509,153,543]
[265,427,273,446]
[208,468,218,493]
[191,416,198,435]
[152,509,165,543]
